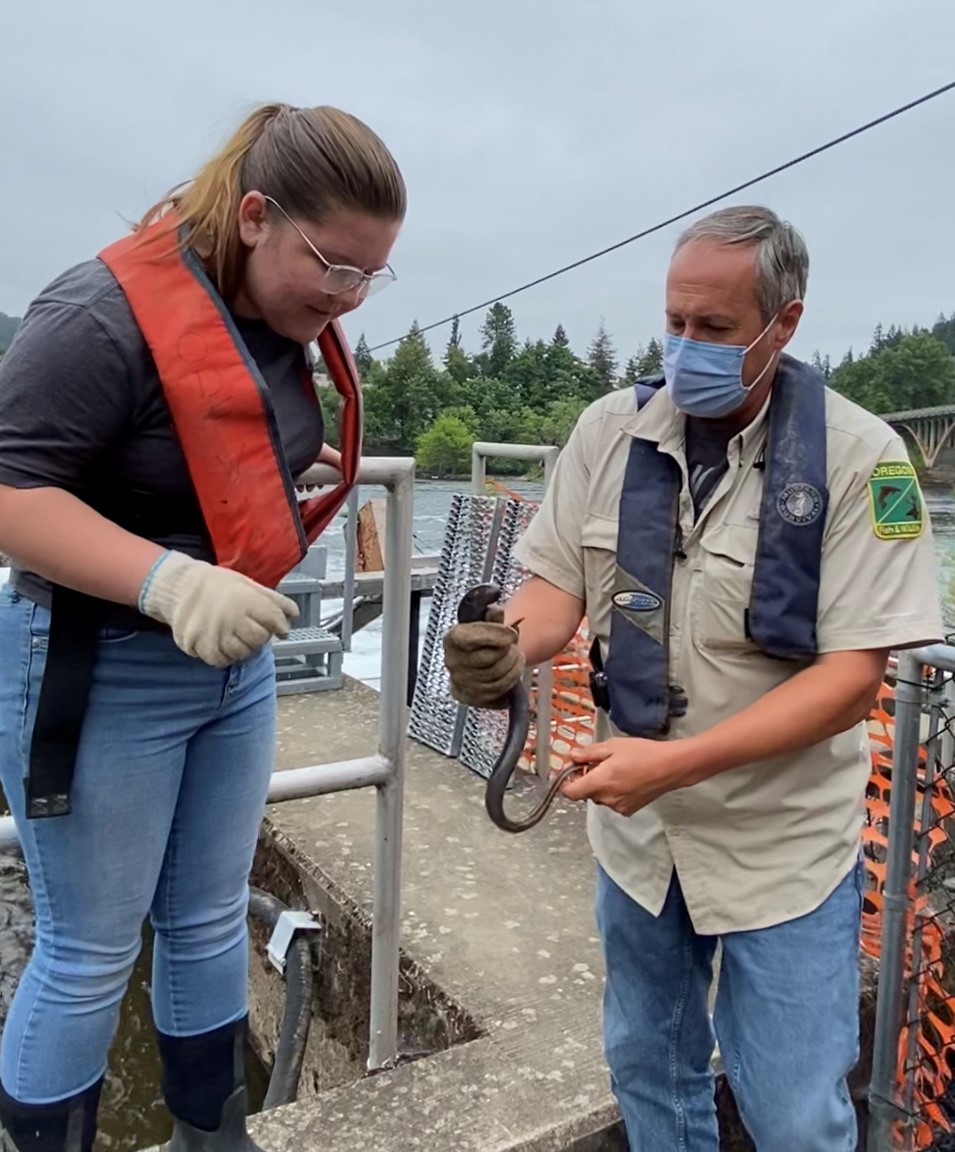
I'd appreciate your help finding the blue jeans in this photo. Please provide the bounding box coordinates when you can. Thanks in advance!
[0,585,276,1104]
[596,860,863,1151]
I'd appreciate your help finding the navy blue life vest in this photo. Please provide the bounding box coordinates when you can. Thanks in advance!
[596,354,829,737]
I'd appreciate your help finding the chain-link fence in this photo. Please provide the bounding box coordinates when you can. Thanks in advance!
[870,646,955,1151]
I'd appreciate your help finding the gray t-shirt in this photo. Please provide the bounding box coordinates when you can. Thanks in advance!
[0,257,325,607]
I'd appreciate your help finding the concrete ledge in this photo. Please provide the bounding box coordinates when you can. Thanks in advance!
[252,676,617,1150]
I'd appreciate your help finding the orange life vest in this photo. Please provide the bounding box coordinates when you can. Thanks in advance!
[98,213,363,589]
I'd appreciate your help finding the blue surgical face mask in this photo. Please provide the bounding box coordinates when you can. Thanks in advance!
[663,314,779,418]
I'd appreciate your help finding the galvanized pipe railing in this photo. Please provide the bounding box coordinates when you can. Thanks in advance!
[0,455,415,1074]
[470,440,559,494]
[470,441,559,781]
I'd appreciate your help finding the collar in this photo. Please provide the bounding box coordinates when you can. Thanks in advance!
[621,381,773,462]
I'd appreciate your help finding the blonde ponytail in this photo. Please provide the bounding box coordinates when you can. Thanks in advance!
[137,103,405,302]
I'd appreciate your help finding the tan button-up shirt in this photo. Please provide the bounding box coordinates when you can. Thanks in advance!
[512,380,943,934]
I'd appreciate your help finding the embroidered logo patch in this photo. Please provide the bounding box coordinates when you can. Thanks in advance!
[776,483,824,526]
[613,590,662,613]
[866,460,924,540]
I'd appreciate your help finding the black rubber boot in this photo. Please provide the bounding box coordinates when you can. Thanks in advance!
[157,1017,266,1151]
[0,1077,103,1152]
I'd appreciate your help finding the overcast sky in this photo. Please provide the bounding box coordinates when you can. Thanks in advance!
[2,1,953,368]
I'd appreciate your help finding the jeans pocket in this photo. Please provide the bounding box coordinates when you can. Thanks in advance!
[98,626,143,645]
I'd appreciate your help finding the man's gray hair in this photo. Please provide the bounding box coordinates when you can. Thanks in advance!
[675,205,809,321]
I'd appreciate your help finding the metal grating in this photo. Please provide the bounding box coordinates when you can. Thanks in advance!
[408,494,508,757]
[458,498,541,778]
[274,625,340,657]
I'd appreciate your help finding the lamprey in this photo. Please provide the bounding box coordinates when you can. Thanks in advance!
[456,583,580,832]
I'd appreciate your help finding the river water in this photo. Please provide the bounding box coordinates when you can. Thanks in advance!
[0,478,952,1149]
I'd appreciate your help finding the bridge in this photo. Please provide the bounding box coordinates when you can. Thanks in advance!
[881,404,955,469]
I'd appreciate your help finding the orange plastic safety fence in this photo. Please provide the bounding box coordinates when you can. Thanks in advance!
[486,476,528,503]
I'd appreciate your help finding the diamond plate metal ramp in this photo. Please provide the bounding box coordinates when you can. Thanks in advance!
[408,494,511,759]
[458,497,540,779]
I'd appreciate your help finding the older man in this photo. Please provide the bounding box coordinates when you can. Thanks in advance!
[443,205,943,1150]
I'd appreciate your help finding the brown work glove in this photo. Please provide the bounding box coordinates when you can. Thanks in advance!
[442,611,525,710]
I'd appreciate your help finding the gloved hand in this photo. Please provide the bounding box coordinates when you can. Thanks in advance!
[138,550,299,668]
[442,607,525,709]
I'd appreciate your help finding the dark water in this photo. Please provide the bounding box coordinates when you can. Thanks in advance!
[0,479,953,1150]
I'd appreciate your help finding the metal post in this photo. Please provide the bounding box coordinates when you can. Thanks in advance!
[869,651,925,1150]
[470,443,487,495]
[901,673,945,1124]
[540,445,558,491]
[367,457,414,1071]
[532,447,558,780]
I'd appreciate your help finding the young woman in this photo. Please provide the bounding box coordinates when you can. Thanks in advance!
[0,102,405,1151]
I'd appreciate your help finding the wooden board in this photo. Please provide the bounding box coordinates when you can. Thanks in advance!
[355,498,387,572]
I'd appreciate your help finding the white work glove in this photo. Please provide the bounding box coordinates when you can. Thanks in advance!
[139,550,299,668]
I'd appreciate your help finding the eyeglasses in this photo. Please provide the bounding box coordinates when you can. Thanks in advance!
[263,195,396,298]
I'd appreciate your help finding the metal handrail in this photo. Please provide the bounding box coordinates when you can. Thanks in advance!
[470,440,559,781]
[908,642,955,674]
[470,440,559,494]
[0,456,415,1073]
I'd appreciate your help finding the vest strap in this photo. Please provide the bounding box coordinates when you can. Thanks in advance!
[26,586,99,818]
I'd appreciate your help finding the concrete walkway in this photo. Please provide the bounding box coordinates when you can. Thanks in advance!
[247,677,624,1151]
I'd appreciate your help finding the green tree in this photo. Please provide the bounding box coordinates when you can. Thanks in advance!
[357,357,390,447]
[587,321,618,390]
[552,323,569,347]
[634,337,664,377]
[443,317,474,384]
[829,331,955,414]
[540,397,588,447]
[621,355,641,386]
[479,404,543,451]
[353,333,373,377]
[443,404,481,435]
[416,414,474,477]
[504,339,550,408]
[870,323,886,354]
[447,315,462,351]
[443,314,473,383]
[479,303,517,378]
[361,322,454,454]
[810,350,832,380]
[469,375,518,425]
[932,313,955,357]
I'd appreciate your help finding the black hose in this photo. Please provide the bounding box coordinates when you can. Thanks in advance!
[247,886,316,1109]
[457,584,580,833]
